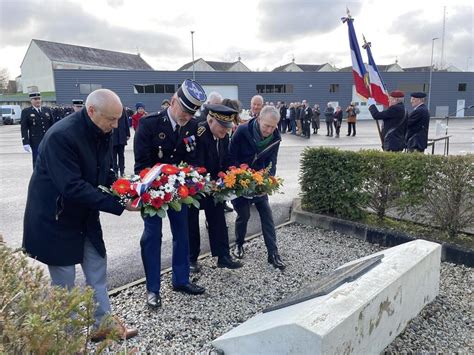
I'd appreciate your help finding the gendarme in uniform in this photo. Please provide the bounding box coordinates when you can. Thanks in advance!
[133,79,207,309]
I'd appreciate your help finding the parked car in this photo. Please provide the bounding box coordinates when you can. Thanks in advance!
[1,105,22,125]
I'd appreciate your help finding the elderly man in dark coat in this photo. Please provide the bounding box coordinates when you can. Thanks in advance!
[228,105,285,270]
[368,90,407,152]
[406,92,430,152]
[22,89,138,341]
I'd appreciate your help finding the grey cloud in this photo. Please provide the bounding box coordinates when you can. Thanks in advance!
[0,0,187,62]
[257,0,362,41]
[389,6,473,68]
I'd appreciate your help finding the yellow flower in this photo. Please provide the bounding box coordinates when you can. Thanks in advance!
[224,173,236,188]
[240,179,249,188]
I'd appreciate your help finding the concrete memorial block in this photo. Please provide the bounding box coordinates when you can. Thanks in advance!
[212,240,441,355]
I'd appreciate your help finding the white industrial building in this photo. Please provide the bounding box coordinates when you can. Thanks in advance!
[18,39,153,93]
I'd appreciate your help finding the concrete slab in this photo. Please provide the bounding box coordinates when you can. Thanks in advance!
[212,240,441,355]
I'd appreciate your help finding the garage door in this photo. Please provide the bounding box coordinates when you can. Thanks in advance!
[202,85,238,100]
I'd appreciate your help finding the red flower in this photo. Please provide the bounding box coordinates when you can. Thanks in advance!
[151,180,162,188]
[141,192,151,204]
[197,167,207,174]
[112,178,131,195]
[228,166,236,170]
[218,171,226,179]
[196,182,204,190]
[188,186,197,196]
[240,163,249,170]
[162,164,180,175]
[160,175,169,184]
[151,197,164,209]
[163,192,172,202]
[139,168,151,179]
[178,185,189,198]
[181,167,191,174]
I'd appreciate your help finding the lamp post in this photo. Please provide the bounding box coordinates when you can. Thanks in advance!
[428,37,438,111]
[191,30,195,80]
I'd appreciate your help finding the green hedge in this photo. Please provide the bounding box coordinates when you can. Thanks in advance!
[299,148,474,237]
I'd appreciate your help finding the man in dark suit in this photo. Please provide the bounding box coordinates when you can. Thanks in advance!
[188,104,243,272]
[22,89,138,341]
[279,101,287,133]
[301,100,313,139]
[20,92,53,167]
[112,108,131,177]
[406,92,430,152]
[368,90,407,152]
[134,79,207,309]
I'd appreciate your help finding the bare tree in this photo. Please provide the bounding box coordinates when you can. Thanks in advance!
[0,68,10,92]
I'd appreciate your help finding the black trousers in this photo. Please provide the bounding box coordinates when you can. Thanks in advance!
[326,121,333,136]
[348,122,356,136]
[302,120,311,138]
[112,144,125,175]
[188,196,231,262]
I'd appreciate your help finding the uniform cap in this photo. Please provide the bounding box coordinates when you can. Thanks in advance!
[177,79,207,114]
[72,99,83,105]
[206,104,237,128]
[29,92,41,99]
[410,92,426,98]
[389,90,405,98]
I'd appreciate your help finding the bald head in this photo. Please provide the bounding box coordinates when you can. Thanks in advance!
[86,89,123,133]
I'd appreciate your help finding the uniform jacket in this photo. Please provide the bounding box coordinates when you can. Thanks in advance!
[228,118,281,176]
[133,109,198,173]
[21,106,53,148]
[302,106,313,123]
[279,105,288,121]
[406,104,430,151]
[369,102,407,152]
[112,109,131,146]
[22,108,124,266]
[195,121,230,179]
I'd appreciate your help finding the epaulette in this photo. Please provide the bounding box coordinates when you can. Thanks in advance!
[197,126,206,137]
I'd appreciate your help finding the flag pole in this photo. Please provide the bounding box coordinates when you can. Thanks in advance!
[362,35,383,146]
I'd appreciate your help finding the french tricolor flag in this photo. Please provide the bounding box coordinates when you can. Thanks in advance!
[363,36,390,106]
[342,14,370,99]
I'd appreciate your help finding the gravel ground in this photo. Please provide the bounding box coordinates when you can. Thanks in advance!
[96,223,473,353]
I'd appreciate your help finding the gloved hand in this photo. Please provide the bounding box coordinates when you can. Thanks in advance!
[23,144,32,153]
[367,98,376,107]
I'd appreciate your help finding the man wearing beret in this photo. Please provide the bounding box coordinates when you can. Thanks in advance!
[367,91,407,152]
[21,92,54,167]
[134,79,207,309]
[187,104,243,272]
[406,92,430,153]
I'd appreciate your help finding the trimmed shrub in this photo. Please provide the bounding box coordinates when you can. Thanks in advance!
[299,148,474,238]
[300,147,368,220]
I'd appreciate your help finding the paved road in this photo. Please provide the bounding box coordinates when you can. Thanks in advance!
[1,118,472,288]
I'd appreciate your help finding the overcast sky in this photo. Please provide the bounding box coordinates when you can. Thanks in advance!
[0,0,473,79]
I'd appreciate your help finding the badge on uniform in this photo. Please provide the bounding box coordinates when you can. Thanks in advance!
[30,114,35,117]
[158,132,166,140]
[158,145,164,159]
[183,135,196,152]
[197,126,206,137]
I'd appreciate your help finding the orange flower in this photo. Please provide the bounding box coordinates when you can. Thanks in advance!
[224,173,236,188]
[178,185,189,198]
[112,178,131,195]
[162,164,180,175]
[253,172,264,185]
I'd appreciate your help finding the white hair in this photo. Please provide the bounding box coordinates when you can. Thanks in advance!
[251,95,264,105]
[207,91,223,104]
[259,105,280,122]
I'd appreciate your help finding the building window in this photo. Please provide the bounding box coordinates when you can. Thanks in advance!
[256,84,293,94]
[80,83,102,94]
[133,84,176,94]
[329,84,339,93]
[458,83,467,91]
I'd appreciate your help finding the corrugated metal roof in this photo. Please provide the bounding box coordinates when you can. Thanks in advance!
[33,39,153,70]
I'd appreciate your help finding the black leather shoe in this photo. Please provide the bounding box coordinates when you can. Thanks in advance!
[223,203,234,213]
[233,244,245,259]
[190,261,201,273]
[217,255,243,269]
[173,282,205,295]
[268,254,286,270]
[146,291,161,308]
